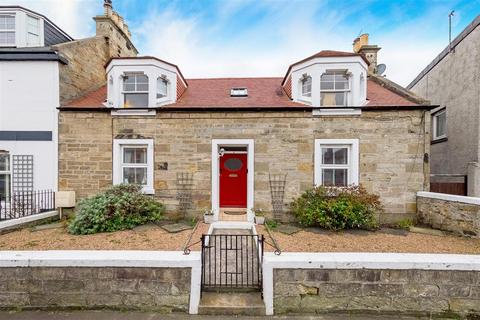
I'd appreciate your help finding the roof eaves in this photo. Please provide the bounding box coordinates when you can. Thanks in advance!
[105,56,189,87]
[281,51,370,86]
[407,14,480,89]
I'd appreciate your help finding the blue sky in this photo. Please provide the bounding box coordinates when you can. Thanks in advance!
[2,0,479,86]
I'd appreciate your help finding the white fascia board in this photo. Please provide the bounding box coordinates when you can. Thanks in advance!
[417,191,480,205]
[106,59,178,74]
[290,56,368,74]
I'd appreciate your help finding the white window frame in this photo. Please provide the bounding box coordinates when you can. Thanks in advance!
[0,13,16,47]
[432,108,447,140]
[0,152,11,198]
[156,76,169,102]
[113,139,154,194]
[121,73,149,108]
[320,71,351,107]
[26,14,40,47]
[314,139,359,186]
[301,75,312,97]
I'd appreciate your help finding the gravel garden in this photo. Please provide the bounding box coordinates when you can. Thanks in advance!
[1,184,480,254]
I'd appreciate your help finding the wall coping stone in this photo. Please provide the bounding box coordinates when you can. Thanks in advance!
[417,191,480,205]
[263,252,480,315]
[0,250,201,315]
[0,211,58,231]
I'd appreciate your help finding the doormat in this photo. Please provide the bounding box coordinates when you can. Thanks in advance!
[224,211,246,215]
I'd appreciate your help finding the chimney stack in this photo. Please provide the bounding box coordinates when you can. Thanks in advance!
[104,0,112,16]
[93,0,137,56]
[353,33,381,74]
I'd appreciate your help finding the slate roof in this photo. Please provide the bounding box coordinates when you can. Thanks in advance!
[63,76,420,109]
[0,47,68,64]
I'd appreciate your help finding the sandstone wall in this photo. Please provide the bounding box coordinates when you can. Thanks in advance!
[0,267,190,311]
[417,192,480,237]
[58,110,429,223]
[53,25,137,104]
[274,268,480,316]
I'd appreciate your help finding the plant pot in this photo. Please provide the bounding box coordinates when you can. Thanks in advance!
[255,216,265,225]
[204,214,215,224]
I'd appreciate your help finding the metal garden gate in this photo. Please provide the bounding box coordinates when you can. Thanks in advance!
[201,234,264,291]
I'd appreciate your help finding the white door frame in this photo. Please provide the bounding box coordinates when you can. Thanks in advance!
[211,139,254,222]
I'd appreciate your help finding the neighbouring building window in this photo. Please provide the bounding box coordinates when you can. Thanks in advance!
[314,139,359,187]
[12,155,33,193]
[0,152,11,198]
[0,14,15,46]
[122,73,149,107]
[113,139,154,194]
[157,77,168,99]
[26,15,40,47]
[320,71,350,106]
[301,75,312,97]
[432,109,447,140]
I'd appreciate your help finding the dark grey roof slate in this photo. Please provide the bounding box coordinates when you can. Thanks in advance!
[0,48,68,64]
[407,14,480,89]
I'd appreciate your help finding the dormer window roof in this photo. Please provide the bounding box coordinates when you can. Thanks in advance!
[231,88,248,97]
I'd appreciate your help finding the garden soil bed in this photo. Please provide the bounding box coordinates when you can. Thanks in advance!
[257,226,480,254]
[0,221,209,251]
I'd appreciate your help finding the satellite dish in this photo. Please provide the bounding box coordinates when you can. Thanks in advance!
[376,64,386,76]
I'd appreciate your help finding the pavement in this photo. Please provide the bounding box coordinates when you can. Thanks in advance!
[0,311,434,320]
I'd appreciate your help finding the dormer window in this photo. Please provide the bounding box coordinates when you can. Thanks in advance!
[157,76,168,99]
[0,14,15,46]
[122,73,148,108]
[320,71,350,107]
[301,75,312,97]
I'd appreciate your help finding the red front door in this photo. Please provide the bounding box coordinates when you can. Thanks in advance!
[219,153,247,207]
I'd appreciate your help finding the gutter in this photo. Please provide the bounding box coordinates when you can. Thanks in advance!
[57,105,438,112]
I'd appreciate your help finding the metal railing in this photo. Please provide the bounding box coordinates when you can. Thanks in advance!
[0,190,55,221]
[201,234,264,291]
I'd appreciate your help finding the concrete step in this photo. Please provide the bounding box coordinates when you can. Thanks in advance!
[198,292,265,316]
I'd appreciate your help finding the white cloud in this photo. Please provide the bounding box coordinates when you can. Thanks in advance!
[133,1,454,87]
[0,0,100,38]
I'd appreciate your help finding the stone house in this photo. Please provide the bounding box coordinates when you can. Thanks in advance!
[59,36,433,223]
[0,1,136,200]
[408,15,480,197]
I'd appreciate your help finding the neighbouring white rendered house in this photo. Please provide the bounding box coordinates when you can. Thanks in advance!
[0,6,72,202]
[0,2,137,212]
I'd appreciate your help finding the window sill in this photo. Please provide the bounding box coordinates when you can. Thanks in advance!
[111,109,156,116]
[142,188,155,195]
[431,137,448,145]
[312,108,361,116]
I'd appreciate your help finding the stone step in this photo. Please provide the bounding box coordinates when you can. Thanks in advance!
[198,292,265,316]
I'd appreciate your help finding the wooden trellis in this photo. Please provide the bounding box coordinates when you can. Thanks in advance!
[176,172,194,213]
[269,173,287,219]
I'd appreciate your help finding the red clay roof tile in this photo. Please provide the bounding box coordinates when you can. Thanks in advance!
[64,77,417,109]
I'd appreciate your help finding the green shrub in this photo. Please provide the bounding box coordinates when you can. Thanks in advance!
[68,184,164,235]
[290,185,381,230]
[265,219,279,229]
